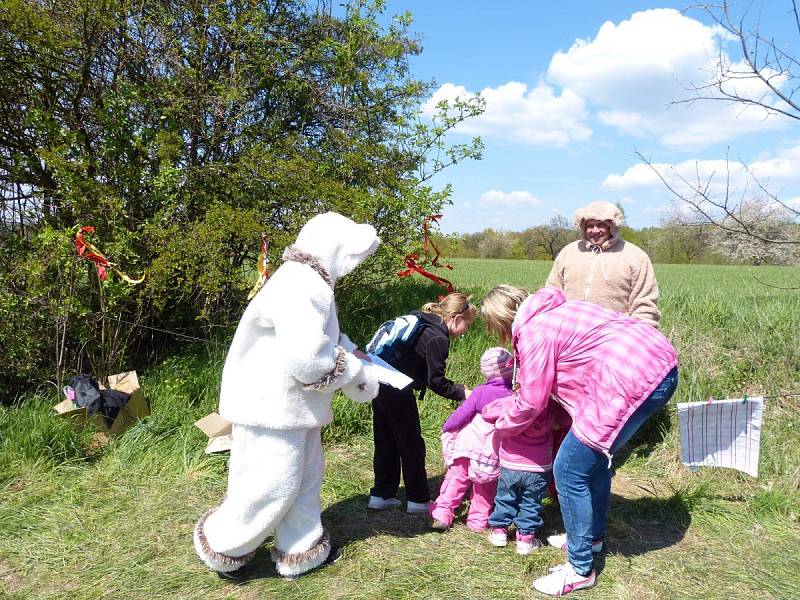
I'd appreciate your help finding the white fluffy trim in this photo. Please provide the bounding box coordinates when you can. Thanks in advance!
[194,508,256,572]
[271,531,331,577]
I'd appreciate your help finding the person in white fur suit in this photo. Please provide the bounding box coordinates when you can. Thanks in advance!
[194,212,381,580]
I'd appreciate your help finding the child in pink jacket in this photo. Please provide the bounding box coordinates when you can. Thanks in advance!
[429,347,513,532]
[480,390,565,556]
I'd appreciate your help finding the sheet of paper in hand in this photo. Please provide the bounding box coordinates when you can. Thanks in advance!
[362,354,413,390]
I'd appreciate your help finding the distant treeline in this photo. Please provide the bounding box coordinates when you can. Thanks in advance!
[433,217,800,266]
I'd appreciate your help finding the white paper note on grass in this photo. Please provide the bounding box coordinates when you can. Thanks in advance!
[677,396,763,477]
[362,354,412,390]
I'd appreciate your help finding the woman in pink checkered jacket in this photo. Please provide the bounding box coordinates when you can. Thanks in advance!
[481,285,678,597]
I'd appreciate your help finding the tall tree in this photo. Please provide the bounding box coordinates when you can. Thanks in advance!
[523,215,574,260]
[0,0,483,396]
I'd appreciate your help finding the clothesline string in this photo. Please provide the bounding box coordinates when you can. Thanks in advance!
[101,314,222,346]
[705,392,800,402]
[762,392,800,400]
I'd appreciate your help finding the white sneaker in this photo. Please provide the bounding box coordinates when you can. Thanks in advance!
[532,562,596,596]
[367,496,401,510]
[488,528,508,547]
[547,533,604,554]
[406,500,431,514]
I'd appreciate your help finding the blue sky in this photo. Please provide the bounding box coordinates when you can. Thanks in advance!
[384,1,800,233]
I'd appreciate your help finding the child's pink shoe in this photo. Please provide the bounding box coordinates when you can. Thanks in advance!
[431,519,450,531]
[515,532,541,555]
[429,503,453,529]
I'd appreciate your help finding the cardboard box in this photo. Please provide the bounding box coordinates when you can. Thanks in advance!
[194,412,232,454]
[54,371,150,437]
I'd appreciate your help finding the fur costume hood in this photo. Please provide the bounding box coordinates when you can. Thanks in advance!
[218,212,381,429]
[290,212,381,286]
[573,201,624,252]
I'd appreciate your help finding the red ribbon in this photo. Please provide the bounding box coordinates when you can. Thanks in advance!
[74,226,145,283]
[397,215,455,299]
[74,226,111,280]
[423,214,453,270]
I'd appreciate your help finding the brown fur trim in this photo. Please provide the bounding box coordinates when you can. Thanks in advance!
[195,508,256,568]
[270,531,330,568]
[282,245,333,288]
[303,346,347,391]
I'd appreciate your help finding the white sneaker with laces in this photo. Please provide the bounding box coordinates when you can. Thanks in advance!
[546,533,604,554]
[367,496,402,510]
[406,500,431,514]
[532,562,596,596]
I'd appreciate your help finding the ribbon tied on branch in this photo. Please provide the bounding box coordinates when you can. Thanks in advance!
[247,233,271,301]
[74,226,145,284]
[397,214,455,300]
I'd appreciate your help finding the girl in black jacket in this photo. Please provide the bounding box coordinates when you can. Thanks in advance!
[368,293,477,513]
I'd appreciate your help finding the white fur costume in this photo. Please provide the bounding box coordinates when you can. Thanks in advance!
[194,212,381,577]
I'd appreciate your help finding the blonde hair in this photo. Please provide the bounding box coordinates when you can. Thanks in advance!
[481,285,529,343]
[421,292,477,324]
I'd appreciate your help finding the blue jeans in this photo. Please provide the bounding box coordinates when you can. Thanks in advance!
[487,467,550,535]
[555,367,678,576]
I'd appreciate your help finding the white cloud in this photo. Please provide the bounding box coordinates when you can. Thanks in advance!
[783,196,800,210]
[603,144,800,215]
[422,81,591,146]
[547,8,785,148]
[479,189,543,207]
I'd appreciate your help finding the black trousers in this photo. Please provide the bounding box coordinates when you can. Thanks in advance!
[370,384,430,503]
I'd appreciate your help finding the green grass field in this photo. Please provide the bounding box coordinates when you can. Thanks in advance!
[1,259,799,599]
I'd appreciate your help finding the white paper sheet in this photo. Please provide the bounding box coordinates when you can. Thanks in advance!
[677,396,763,477]
[362,354,413,390]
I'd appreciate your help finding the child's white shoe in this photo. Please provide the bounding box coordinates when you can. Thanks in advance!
[406,500,431,514]
[367,496,401,510]
[546,533,604,553]
[532,562,596,596]
[488,527,508,547]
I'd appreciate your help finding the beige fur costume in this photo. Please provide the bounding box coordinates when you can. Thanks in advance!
[545,201,660,327]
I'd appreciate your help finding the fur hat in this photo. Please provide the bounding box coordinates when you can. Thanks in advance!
[480,347,513,382]
[573,201,624,231]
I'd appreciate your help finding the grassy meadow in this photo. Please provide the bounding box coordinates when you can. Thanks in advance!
[1,258,799,599]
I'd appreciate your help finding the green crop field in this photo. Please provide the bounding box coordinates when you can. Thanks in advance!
[1,259,799,599]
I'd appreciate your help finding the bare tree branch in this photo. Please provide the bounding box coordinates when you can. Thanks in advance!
[636,149,798,245]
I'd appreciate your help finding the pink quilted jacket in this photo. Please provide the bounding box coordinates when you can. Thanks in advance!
[440,413,501,484]
[504,287,678,453]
